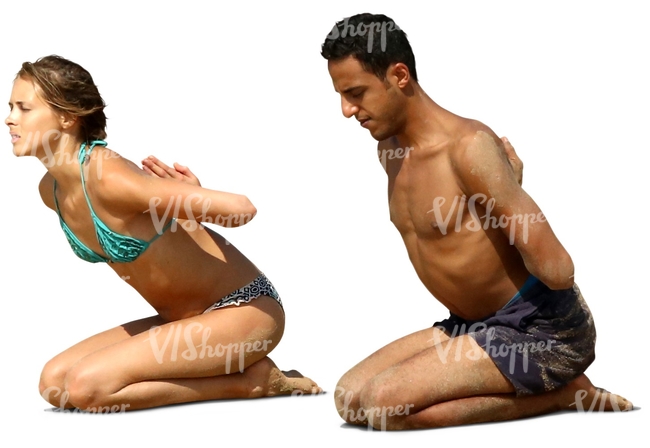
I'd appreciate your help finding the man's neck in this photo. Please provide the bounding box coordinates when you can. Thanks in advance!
[396,84,458,149]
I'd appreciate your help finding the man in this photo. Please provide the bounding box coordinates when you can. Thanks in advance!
[321,13,632,430]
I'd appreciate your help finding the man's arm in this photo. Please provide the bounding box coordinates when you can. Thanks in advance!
[501,136,523,186]
[453,129,574,290]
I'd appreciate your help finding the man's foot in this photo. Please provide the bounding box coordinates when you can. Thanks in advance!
[246,357,322,398]
[565,374,633,411]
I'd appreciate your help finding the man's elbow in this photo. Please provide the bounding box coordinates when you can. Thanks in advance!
[542,252,575,290]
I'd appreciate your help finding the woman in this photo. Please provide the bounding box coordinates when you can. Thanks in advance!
[7,55,320,412]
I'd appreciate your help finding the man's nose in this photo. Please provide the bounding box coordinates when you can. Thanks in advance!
[341,97,358,119]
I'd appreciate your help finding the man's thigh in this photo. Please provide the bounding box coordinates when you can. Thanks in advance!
[360,333,516,413]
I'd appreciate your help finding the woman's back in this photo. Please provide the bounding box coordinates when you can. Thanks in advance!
[39,140,261,321]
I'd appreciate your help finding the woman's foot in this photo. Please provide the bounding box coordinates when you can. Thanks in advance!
[246,357,322,398]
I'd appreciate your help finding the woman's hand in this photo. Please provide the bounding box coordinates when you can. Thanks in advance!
[142,156,201,187]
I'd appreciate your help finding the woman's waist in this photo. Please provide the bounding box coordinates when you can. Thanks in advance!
[116,262,263,318]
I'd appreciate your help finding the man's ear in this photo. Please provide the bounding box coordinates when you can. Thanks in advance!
[389,63,411,88]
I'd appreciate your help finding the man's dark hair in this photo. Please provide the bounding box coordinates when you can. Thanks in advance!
[321,13,418,82]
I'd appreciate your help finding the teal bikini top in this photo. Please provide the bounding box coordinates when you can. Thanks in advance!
[53,140,173,263]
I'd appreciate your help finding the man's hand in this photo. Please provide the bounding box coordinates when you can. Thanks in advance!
[501,137,523,186]
[141,156,201,186]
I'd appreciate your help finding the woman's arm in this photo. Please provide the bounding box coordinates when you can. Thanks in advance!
[93,150,257,228]
[141,156,201,187]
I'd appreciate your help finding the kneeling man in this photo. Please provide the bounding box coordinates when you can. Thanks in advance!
[321,12,632,430]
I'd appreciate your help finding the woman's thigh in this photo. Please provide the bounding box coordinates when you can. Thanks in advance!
[64,296,284,393]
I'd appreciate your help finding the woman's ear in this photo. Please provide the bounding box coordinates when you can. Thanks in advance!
[59,113,77,130]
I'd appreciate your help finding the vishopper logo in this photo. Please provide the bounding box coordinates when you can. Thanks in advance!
[427,193,547,244]
[430,325,556,375]
[332,386,414,431]
[326,19,402,52]
[145,322,272,374]
[378,146,413,170]
[16,130,119,179]
[41,386,130,414]
[148,193,254,233]
[570,389,627,412]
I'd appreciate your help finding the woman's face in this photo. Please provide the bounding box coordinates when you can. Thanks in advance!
[6,76,66,157]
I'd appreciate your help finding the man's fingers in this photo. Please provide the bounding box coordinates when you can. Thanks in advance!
[500,136,523,185]
[501,137,515,157]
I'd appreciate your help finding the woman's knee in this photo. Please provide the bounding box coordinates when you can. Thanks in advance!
[63,363,112,410]
[39,358,72,407]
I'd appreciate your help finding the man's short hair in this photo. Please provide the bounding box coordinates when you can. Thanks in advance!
[321,13,418,82]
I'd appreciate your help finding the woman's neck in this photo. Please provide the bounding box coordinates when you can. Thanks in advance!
[40,132,86,188]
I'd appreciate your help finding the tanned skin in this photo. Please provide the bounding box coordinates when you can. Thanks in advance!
[327,55,632,430]
[7,75,321,412]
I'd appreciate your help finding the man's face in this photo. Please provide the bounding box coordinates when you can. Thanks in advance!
[328,56,404,141]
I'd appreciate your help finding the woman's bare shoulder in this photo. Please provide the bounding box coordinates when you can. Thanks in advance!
[38,172,56,211]
[85,146,155,210]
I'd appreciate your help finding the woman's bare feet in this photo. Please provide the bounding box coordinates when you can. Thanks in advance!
[246,357,322,398]
[565,374,633,411]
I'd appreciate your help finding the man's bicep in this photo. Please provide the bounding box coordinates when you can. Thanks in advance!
[456,131,525,221]
[455,131,574,288]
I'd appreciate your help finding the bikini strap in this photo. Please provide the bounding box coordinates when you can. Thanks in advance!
[78,140,108,218]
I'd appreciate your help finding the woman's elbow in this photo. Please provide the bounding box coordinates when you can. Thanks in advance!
[228,195,257,227]
[241,196,257,219]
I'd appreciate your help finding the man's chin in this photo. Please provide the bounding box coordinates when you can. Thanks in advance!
[369,128,394,142]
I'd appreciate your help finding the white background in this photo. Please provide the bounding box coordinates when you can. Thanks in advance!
[1,0,646,445]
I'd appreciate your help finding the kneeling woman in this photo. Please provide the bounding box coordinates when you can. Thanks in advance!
[7,55,320,411]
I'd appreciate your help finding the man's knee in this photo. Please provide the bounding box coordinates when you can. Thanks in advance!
[360,380,415,430]
[334,372,366,422]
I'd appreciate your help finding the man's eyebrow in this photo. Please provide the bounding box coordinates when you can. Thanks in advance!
[340,85,363,94]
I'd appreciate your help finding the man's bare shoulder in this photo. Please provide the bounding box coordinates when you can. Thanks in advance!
[450,120,506,171]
